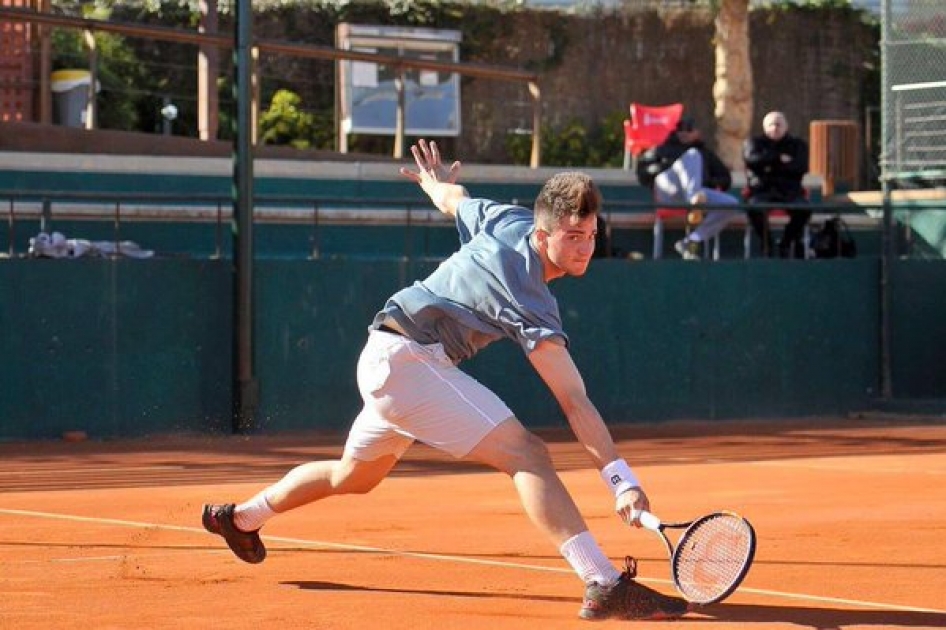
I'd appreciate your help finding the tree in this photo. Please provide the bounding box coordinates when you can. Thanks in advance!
[713,0,753,170]
[258,89,315,149]
[51,24,146,131]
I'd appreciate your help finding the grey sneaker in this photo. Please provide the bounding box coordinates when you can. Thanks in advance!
[579,557,689,621]
[674,239,700,261]
[202,503,267,564]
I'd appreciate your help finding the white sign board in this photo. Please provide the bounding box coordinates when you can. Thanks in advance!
[337,24,462,137]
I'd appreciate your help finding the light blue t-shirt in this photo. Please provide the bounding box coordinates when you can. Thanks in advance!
[372,197,568,363]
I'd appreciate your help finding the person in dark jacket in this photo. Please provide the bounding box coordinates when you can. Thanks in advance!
[636,116,738,260]
[743,111,810,258]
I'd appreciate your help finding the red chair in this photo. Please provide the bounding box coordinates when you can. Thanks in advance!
[623,102,684,170]
[624,103,716,259]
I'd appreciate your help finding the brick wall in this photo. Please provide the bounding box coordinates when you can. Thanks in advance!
[456,8,875,161]
[0,0,34,122]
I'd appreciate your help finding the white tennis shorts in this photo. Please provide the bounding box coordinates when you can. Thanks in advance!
[343,329,514,461]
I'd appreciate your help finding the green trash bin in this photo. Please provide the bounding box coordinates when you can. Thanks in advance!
[51,69,96,128]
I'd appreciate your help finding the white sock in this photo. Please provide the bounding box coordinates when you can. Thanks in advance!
[560,531,621,586]
[233,490,276,532]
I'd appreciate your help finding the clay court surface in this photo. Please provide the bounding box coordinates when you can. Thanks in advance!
[1,417,945,629]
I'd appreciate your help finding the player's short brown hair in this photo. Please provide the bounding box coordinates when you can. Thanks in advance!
[533,171,601,232]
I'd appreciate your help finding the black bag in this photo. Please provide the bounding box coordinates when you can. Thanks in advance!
[812,217,857,258]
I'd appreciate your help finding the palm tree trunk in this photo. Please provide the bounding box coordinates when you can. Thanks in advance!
[714,0,753,171]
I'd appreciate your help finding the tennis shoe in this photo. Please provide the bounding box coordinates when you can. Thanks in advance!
[674,239,700,261]
[579,557,689,621]
[202,503,267,564]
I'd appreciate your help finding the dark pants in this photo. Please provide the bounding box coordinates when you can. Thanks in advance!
[746,194,811,258]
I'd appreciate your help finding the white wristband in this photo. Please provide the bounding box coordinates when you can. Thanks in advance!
[600,459,640,498]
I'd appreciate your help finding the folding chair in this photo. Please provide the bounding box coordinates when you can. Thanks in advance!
[741,177,812,259]
[622,102,684,170]
[653,206,721,260]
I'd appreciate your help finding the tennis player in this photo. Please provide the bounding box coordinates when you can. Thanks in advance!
[203,139,689,621]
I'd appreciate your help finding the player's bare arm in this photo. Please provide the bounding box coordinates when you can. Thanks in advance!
[527,338,651,523]
[399,139,468,217]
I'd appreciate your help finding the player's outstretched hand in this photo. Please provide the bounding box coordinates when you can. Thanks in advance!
[399,139,461,185]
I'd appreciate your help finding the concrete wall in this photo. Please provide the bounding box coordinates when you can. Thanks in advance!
[2,256,907,441]
[0,153,938,442]
[0,259,233,439]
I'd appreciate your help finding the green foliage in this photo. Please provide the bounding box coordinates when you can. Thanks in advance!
[504,110,626,168]
[52,1,208,134]
[50,28,146,131]
[522,19,570,74]
[44,0,877,163]
[761,0,875,23]
[258,89,316,149]
[57,0,204,19]
[598,110,627,167]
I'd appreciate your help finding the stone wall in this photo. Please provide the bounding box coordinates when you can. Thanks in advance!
[200,4,878,164]
[453,7,875,162]
[11,4,876,166]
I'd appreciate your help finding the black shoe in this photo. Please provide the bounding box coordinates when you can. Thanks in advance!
[202,503,267,564]
[778,239,805,259]
[579,557,689,621]
[762,236,775,258]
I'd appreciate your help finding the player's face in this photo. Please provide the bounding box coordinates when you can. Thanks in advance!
[676,128,700,144]
[540,214,598,279]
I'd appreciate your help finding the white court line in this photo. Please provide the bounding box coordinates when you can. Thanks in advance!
[1,507,944,616]
[0,466,186,476]
[749,459,946,474]
[19,550,227,564]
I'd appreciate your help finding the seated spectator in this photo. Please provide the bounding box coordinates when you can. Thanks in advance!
[636,115,739,260]
[593,214,610,258]
[743,111,810,258]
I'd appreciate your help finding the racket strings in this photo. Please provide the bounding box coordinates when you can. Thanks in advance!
[673,514,754,603]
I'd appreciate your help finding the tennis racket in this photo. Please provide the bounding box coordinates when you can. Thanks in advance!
[634,510,756,605]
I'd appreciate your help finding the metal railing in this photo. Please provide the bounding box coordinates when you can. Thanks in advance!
[3,189,934,261]
[0,190,455,260]
[0,6,543,167]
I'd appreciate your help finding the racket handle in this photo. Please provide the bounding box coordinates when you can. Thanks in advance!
[632,510,662,531]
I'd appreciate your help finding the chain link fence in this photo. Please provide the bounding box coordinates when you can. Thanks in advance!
[881,0,946,187]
